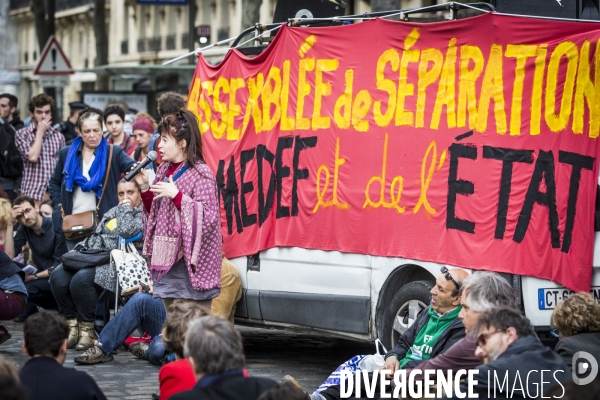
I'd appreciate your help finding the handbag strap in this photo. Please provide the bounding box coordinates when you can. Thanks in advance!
[127,242,141,256]
[96,144,113,213]
[375,339,388,355]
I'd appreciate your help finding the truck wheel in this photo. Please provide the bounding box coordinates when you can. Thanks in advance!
[380,280,433,349]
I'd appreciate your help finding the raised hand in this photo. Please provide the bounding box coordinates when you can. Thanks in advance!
[150,176,179,199]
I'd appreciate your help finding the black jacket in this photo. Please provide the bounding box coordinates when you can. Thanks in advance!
[48,144,135,224]
[0,249,24,281]
[10,116,24,131]
[170,374,277,400]
[445,336,571,400]
[19,356,107,400]
[554,332,600,370]
[387,306,466,369]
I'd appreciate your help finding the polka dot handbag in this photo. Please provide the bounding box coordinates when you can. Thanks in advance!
[111,241,151,297]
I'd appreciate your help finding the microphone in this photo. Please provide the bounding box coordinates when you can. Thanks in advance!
[125,151,158,182]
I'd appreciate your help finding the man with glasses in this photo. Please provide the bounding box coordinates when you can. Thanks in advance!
[3,195,67,321]
[443,307,570,399]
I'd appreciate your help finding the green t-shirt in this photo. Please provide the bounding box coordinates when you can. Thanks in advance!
[399,306,462,369]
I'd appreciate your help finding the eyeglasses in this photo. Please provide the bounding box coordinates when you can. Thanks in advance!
[440,266,461,291]
[550,328,559,338]
[476,330,502,347]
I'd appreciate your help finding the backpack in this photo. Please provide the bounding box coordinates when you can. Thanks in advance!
[0,118,23,179]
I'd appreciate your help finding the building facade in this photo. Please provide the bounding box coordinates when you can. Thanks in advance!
[0,0,20,95]
[9,0,98,118]
[7,0,402,119]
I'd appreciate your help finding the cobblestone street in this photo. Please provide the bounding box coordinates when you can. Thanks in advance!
[1,321,373,399]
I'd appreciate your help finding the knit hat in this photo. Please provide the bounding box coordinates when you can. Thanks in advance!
[132,117,154,134]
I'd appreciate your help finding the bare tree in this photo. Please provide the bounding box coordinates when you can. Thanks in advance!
[31,0,51,52]
[93,0,109,90]
[30,0,56,117]
[242,0,262,29]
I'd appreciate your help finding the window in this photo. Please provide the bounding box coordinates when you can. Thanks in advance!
[124,4,130,41]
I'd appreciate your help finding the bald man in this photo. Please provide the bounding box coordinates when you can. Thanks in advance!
[381,267,469,375]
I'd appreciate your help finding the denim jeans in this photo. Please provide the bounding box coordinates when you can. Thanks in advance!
[49,265,97,322]
[145,335,172,365]
[98,292,166,358]
[65,239,77,251]
[25,278,57,310]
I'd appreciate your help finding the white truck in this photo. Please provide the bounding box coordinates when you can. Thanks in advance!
[204,3,600,348]
[230,242,600,349]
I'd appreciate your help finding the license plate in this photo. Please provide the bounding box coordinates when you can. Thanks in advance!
[538,287,600,310]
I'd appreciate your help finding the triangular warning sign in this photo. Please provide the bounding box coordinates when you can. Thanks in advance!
[34,36,74,75]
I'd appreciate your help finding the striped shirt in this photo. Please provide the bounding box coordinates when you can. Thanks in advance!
[15,124,65,201]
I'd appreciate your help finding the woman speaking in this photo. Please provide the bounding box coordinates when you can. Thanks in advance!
[135,109,222,310]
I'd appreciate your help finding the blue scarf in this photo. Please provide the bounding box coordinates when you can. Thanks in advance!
[62,137,109,198]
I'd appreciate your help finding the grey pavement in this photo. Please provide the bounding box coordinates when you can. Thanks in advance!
[1,320,373,399]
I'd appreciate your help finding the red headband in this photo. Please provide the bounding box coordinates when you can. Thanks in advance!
[132,118,154,134]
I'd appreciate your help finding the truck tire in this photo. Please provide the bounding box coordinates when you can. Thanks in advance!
[379,280,434,349]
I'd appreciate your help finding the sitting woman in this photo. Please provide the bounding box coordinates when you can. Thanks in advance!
[159,301,208,400]
[0,249,27,345]
[50,179,145,351]
[551,292,600,369]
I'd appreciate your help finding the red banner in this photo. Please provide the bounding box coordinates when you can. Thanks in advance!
[187,13,600,291]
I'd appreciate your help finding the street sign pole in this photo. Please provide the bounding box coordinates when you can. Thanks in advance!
[56,87,63,122]
[34,36,74,120]
[39,76,70,118]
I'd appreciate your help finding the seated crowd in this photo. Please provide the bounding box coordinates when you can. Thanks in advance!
[1,90,600,400]
[3,264,599,400]
[284,269,600,400]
